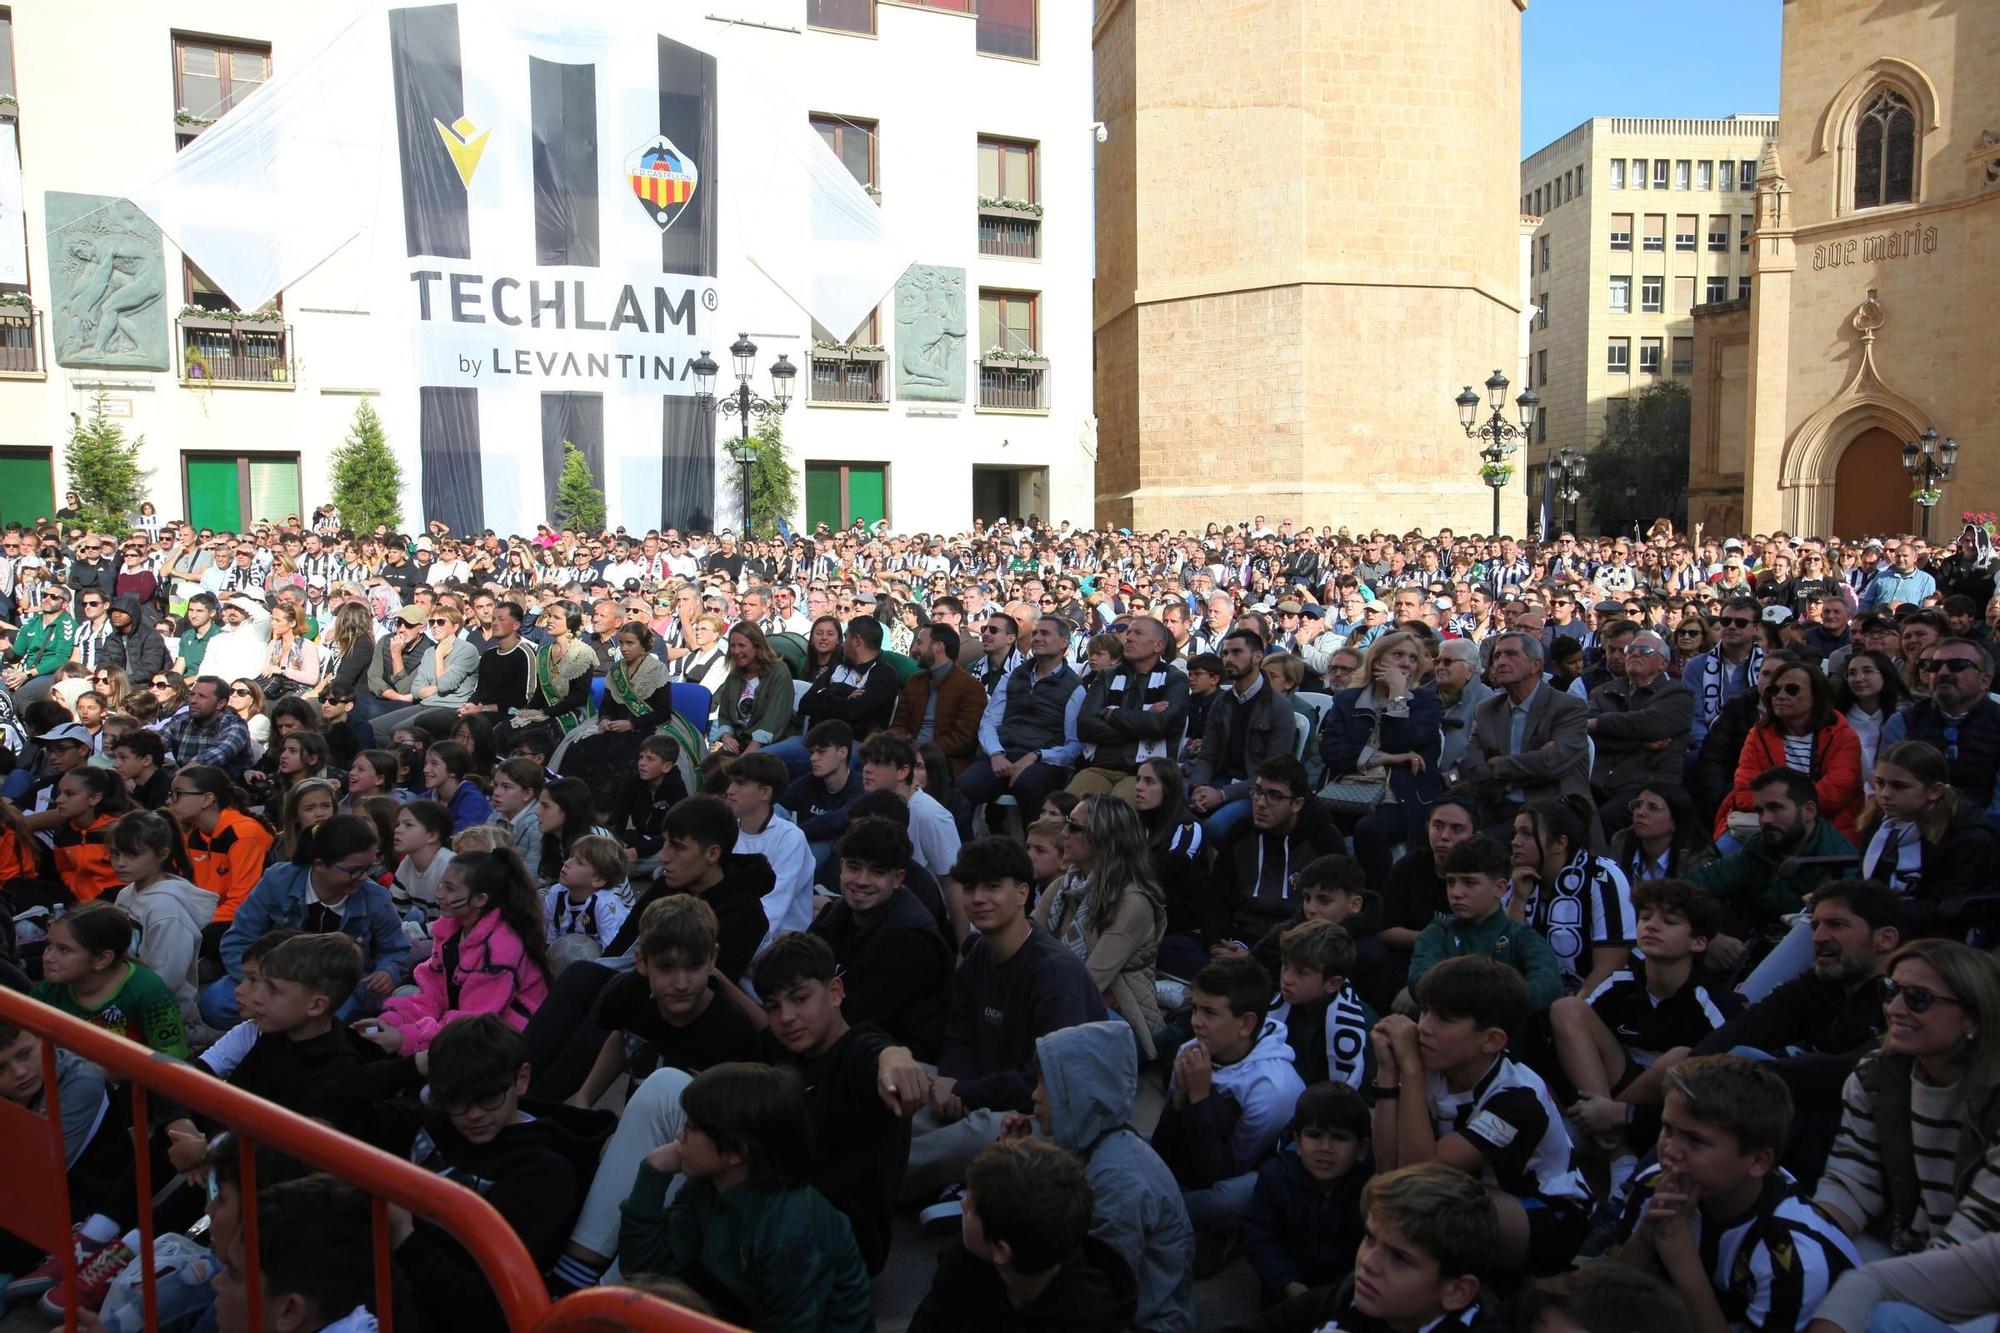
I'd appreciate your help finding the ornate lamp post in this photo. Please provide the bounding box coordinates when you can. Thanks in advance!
[1902,427,1958,542]
[1547,443,1586,535]
[692,333,795,537]
[1454,369,1540,536]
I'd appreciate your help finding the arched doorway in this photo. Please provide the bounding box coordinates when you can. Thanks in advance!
[1831,428,1910,538]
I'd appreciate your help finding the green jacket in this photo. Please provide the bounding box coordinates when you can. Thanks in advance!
[1408,907,1564,1012]
[618,1162,873,1333]
[11,610,74,676]
[1691,818,1857,923]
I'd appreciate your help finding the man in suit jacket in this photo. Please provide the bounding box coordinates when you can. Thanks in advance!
[1459,631,1591,834]
[887,623,987,777]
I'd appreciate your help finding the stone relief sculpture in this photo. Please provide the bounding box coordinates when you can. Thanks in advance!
[46,192,169,371]
[894,263,965,402]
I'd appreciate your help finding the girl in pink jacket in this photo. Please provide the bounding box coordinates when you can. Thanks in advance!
[359,848,551,1055]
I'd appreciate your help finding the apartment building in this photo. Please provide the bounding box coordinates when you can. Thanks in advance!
[1519,116,1778,524]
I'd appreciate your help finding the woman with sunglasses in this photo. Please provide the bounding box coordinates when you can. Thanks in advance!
[1038,794,1169,1056]
[1813,939,2000,1252]
[147,670,189,725]
[1713,660,1863,845]
[400,602,480,730]
[90,664,133,712]
[1667,615,1712,681]
[228,677,271,764]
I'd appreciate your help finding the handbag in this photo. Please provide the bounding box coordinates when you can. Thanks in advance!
[1322,708,1391,817]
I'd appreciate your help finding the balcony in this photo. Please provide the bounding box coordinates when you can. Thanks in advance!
[978,203,1041,259]
[0,304,44,377]
[978,357,1048,412]
[179,313,294,386]
[809,346,886,406]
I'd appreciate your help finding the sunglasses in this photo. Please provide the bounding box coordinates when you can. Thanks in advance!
[1765,681,1807,698]
[151,679,170,688]
[1676,627,1703,637]
[1879,976,1963,1015]
[1921,658,1981,675]
[1063,818,1089,834]
[428,618,452,628]
[1717,616,1755,629]
[229,687,252,697]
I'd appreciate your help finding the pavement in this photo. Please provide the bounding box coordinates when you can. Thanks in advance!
[1,1066,1267,1332]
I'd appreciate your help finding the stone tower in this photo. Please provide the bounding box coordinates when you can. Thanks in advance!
[1093,0,1530,533]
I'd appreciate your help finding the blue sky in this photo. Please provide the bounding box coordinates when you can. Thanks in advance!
[1521,0,1782,155]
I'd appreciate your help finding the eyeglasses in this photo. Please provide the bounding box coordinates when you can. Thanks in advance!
[439,1087,514,1117]
[1765,681,1807,698]
[1250,786,1296,803]
[1717,616,1755,629]
[1879,977,1963,1015]
[325,859,375,880]
[1626,645,1663,657]
[167,788,202,801]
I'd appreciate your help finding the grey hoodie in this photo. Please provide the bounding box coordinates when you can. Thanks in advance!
[116,874,220,1019]
[1038,1020,1197,1333]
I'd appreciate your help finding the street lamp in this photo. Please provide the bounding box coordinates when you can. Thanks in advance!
[1454,370,1539,536]
[693,334,795,537]
[1547,443,1586,536]
[1901,427,1959,541]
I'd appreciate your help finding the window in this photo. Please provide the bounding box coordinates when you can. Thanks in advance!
[1608,338,1630,373]
[1640,276,1663,313]
[1674,276,1696,312]
[1719,160,1734,192]
[811,114,877,190]
[1653,160,1669,189]
[0,9,14,109]
[1697,160,1713,191]
[1672,337,1694,375]
[1577,164,1586,193]
[977,0,1036,60]
[1853,87,1916,210]
[1608,276,1631,312]
[1675,159,1691,189]
[1609,213,1632,250]
[1705,276,1729,304]
[1538,412,1547,444]
[979,288,1038,353]
[1642,214,1665,252]
[1639,337,1662,374]
[1739,160,1756,190]
[1539,292,1550,329]
[173,34,270,136]
[1708,214,1729,251]
[807,0,875,34]
[1739,215,1753,252]
[1537,349,1547,387]
[979,136,1036,200]
[1539,235,1550,271]
[1675,215,1696,251]
[1739,276,1752,301]
[1610,159,1626,189]
[1633,159,1648,189]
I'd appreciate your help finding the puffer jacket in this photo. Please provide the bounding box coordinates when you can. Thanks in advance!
[1716,713,1864,843]
[100,594,168,680]
[1037,1020,1196,1333]
[379,908,549,1054]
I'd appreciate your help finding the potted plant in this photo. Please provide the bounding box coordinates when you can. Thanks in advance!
[847,342,887,363]
[977,195,1045,219]
[1479,463,1515,488]
[1911,487,1943,507]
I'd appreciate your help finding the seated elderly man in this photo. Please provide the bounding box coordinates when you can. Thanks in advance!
[1586,629,1694,834]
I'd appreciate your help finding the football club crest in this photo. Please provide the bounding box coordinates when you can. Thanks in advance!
[627,135,698,232]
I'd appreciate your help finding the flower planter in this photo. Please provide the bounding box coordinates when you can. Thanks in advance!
[982,356,1047,370]
[847,348,887,363]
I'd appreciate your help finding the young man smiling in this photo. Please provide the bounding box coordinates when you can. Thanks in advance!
[807,817,954,1058]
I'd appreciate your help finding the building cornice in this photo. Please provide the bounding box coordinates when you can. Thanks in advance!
[1096,274,1524,331]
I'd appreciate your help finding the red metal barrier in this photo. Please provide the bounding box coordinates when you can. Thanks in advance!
[0,989,738,1331]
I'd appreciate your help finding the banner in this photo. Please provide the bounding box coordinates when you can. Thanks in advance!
[0,122,25,287]
[131,2,905,535]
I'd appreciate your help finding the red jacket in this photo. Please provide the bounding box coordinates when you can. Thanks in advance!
[1716,712,1865,843]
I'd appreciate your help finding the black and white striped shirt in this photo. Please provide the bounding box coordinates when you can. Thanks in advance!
[1426,1054,1591,1207]
[1618,1166,1856,1331]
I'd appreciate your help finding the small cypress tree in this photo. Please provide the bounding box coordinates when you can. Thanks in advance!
[746,417,798,539]
[553,442,607,534]
[327,400,404,536]
[65,393,148,536]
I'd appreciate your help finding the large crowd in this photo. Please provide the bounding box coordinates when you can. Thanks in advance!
[2,493,2000,1333]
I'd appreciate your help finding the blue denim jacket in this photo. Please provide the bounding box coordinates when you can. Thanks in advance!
[217,860,412,983]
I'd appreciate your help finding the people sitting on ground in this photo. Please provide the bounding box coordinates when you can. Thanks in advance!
[1240,1082,1373,1330]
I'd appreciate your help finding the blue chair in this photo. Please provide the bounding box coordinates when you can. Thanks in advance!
[670,683,713,732]
[589,676,607,715]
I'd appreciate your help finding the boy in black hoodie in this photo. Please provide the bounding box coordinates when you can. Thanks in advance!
[381,1016,588,1333]
[807,816,954,1059]
[909,1137,1136,1333]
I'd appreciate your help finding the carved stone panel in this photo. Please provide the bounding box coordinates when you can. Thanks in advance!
[45,192,170,371]
[893,263,965,403]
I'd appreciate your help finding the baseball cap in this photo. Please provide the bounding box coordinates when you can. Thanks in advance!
[1363,599,1389,613]
[394,605,426,626]
[1722,537,1744,550]
[34,722,95,746]
[1762,605,1793,625]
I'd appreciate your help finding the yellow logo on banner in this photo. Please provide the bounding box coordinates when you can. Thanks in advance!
[434,116,491,189]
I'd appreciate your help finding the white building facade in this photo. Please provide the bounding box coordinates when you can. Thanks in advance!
[0,0,1095,536]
